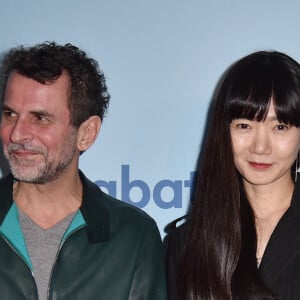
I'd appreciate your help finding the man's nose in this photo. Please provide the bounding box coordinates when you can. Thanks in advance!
[10,118,33,143]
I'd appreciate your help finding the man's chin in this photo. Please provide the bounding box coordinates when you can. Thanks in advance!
[9,167,43,184]
[11,174,45,184]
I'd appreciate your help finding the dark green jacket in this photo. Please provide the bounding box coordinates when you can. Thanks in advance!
[0,172,167,299]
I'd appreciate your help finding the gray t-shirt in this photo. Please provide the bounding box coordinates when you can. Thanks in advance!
[19,209,76,300]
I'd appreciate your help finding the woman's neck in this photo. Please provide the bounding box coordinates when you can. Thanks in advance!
[243,176,295,266]
[244,176,294,219]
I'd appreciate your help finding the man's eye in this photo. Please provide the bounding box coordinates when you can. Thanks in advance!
[33,113,50,122]
[36,114,47,121]
[3,110,17,120]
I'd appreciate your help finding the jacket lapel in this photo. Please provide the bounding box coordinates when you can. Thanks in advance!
[259,181,300,286]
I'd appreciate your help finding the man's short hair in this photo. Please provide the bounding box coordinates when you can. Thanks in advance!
[2,42,110,127]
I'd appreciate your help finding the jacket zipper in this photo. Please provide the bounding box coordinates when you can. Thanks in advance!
[47,225,85,299]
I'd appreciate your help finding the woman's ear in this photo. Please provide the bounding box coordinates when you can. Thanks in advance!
[77,116,101,152]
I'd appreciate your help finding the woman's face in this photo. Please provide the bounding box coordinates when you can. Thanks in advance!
[230,101,300,188]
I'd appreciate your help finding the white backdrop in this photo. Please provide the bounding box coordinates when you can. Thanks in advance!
[1,0,300,236]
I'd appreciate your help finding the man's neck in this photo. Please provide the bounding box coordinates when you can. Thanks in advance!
[13,171,82,229]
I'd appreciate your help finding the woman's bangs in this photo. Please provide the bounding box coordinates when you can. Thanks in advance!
[228,85,273,122]
[226,51,300,127]
[272,89,300,127]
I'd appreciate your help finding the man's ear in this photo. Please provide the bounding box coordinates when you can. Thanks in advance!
[77,116,101,152]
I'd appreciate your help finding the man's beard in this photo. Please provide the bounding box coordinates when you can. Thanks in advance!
[4,132,77,184]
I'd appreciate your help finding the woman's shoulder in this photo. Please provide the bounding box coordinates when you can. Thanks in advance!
[163,215,188,272]
[163,216,188,300]
[164,216,187,248]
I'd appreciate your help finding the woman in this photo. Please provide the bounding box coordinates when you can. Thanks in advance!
[165,51,300,299]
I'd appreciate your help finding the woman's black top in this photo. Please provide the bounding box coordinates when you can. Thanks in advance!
[164,181,300,300]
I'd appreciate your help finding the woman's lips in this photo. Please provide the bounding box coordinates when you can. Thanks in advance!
[249,162,272,170]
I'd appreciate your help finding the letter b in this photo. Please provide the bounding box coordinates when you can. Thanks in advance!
[121,165,150,208]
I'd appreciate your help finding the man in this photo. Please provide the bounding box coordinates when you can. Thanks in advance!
[0,42,166,300]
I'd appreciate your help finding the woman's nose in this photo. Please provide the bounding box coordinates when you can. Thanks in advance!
[249,127,272,155]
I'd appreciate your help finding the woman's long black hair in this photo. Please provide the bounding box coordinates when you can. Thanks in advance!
[178,51,300,299]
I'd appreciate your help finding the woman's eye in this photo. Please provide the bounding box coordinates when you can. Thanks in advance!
[237,123,250,129]
[275,124,289,130]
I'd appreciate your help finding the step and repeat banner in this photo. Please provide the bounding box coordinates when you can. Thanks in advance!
[1,0,300,236]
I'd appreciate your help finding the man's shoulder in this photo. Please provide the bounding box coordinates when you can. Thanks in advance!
[101,191,157,228]
[81,171,160,237]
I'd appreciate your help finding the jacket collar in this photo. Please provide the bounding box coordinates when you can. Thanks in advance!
[79,170,110,243]
[0,173,14,225]
[0,171,110,244]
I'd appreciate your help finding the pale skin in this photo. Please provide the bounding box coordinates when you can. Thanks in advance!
[230,101,300,265]
[0,71,101,229]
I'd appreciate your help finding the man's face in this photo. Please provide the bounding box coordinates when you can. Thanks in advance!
[0,71,79,184]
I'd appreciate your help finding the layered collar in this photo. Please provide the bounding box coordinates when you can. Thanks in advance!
[0,171,110,244]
